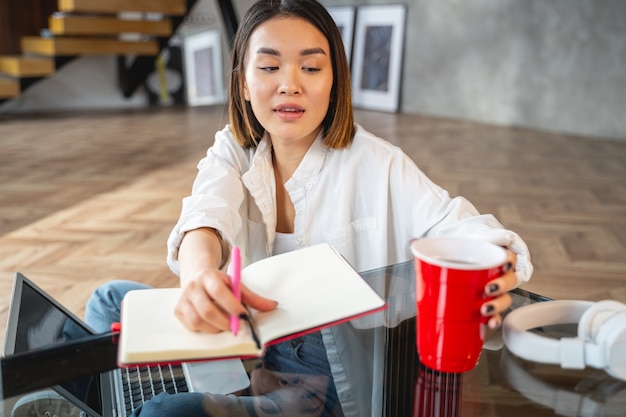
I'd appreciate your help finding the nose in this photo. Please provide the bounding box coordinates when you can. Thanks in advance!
[277,67,301,95]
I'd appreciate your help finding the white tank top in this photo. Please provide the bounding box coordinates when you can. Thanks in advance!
[273,232,298,256]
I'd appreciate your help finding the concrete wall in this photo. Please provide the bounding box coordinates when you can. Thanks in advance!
[325,0,626,140]
[2,0,625,140]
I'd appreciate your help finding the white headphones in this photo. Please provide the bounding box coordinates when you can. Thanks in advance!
[502,300,626,381]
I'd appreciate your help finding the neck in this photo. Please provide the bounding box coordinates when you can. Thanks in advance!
[270,136,316,181]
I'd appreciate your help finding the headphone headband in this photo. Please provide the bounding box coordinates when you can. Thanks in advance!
[502,300,626,381]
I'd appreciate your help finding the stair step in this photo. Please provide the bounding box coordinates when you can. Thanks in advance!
[49,15,172,36]
[0,77,20,99]
[21,37,159,56]
[0,56,55,77]
[57,0,186,15]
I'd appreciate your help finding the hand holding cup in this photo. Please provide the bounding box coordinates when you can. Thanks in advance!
[411,237,511,373]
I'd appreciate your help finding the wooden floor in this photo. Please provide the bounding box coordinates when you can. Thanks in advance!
[1,106,625,348]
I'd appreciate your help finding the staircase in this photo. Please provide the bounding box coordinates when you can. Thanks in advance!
[0,0,207,103]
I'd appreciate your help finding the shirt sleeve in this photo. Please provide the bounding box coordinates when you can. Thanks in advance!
[166,126,248,276]
[388,147,533,285]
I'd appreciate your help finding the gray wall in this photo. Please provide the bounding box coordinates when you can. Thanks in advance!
[325,0,626,140]
[2,0,625,140]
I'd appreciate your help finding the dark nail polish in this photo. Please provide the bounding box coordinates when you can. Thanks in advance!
[239,313,249,320]
[484,304,495,314]
[503,262,513,273]
[488,283,500,294]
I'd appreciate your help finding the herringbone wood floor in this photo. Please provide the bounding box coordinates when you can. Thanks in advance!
[1,106,625,349]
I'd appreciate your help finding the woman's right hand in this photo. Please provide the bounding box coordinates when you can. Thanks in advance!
[174,228,277,333]
[174,266,277,333]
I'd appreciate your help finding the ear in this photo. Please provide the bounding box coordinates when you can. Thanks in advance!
[243,81,250,101]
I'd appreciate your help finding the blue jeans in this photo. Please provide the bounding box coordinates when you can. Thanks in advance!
[85,281,344,417]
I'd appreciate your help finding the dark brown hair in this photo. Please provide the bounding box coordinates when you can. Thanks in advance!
[228,0,355,149]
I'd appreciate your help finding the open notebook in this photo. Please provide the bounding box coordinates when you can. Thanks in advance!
[118,243,388,366]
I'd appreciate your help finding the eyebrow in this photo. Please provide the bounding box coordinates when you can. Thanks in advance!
[255,47,327,57]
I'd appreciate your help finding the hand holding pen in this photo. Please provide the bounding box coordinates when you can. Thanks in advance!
[174,228,277,334]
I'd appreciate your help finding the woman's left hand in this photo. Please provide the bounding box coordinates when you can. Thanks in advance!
[481,250,518,330]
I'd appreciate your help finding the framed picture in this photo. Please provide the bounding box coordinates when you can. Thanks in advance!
[351,5,406,112]
[326,6,355,65]
[183,30,226,106]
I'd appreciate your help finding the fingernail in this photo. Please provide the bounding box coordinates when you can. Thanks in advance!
[489,318,501,330]
[239,313,249,320]
[503,262,513,273]
[483,304,495,315]
[487,283,500,295]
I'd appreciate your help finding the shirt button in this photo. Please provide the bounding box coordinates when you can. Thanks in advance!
[295,237,303,245]
[306,182,313,189]
[296,210,304,216]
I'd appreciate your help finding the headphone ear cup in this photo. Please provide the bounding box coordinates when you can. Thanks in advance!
[593,310,626,380]
[578,300,626,342]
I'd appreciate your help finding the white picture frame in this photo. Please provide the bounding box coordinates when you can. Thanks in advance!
[327,6,356,65]
[183,30,225,106]
[351,5,406,113]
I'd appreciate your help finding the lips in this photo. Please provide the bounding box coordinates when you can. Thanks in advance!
[274,103,305,113]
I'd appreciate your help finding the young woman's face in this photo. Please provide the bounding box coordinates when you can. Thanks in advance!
[243,17,333,147]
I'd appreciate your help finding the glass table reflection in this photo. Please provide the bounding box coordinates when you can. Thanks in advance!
[2,261,625,417]
[363,261,626,417]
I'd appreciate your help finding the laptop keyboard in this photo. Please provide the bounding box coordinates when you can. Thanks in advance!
[120,364,189,415]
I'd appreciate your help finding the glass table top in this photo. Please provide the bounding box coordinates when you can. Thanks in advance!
[2,261,625,417]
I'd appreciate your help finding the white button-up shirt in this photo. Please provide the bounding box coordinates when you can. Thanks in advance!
[167,124,532,282]
[166,123,533,416]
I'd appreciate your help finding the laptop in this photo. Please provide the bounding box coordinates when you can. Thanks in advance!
[4,272,250,417]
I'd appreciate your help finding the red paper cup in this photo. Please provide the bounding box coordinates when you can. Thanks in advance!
[411,237,507,373]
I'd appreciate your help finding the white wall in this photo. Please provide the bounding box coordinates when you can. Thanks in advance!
[0,55,147,112]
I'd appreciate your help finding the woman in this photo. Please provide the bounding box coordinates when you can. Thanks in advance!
[87,0,532,415]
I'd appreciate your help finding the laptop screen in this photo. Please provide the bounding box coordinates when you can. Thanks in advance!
[4,273,104,415]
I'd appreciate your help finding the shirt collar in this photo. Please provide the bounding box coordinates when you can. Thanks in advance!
[251,131,329,184]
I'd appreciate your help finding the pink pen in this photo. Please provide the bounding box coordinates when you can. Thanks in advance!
[230,246,242,336]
